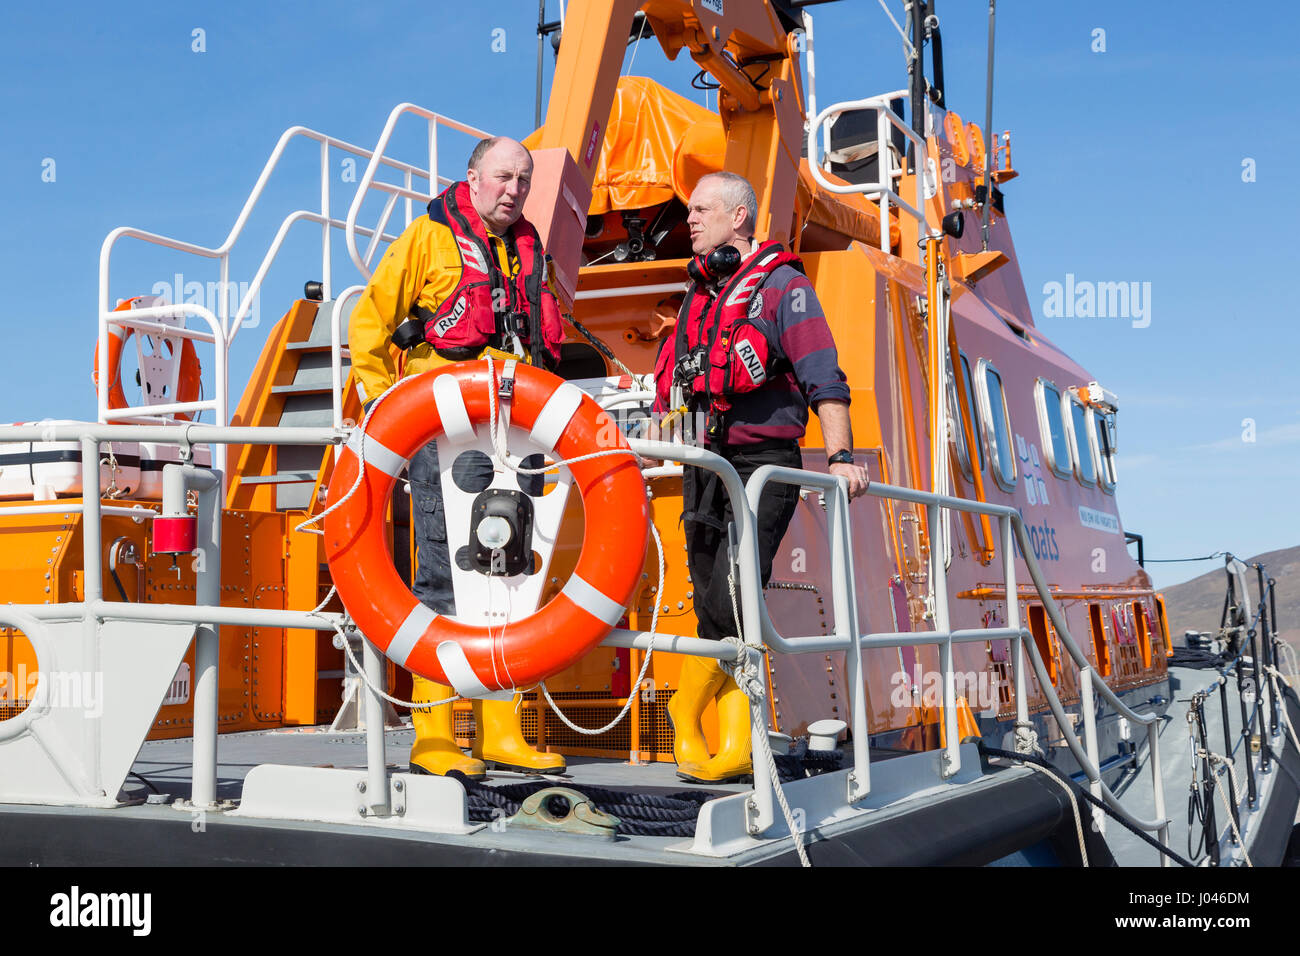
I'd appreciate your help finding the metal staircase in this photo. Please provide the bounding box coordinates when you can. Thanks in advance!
[227,297,356,512]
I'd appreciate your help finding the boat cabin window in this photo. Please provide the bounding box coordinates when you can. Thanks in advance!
[976,359,1016,491]
[947,353,979,479]
[1131,601,1152,669]
[1093,411,1117,493]
[946,369,971,479]
[1088,604,1112,677]
[1034,378,1071,479]
[1154,595,1172,658]
[1065,392,1096,486]
[960,353,984,473]
[1027,604,1058,685]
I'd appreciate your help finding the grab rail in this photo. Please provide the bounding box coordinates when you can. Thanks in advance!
[344,103,493,281]
[806,90,937,251]
[627,433,1173,860]
[7,417,1197,863]
[96,109,484,480]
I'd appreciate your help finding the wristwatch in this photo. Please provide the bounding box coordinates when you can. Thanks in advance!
[827,450,854,466]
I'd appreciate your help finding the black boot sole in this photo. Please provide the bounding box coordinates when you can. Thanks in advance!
[484,761,567,776]
[675,769,754,785]
[408,762,486,781]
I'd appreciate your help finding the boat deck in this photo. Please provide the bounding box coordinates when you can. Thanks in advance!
[3,662,1294,867]
[1102,663,1300,867]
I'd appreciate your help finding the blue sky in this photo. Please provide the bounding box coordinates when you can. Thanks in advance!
[2,1,1297,588]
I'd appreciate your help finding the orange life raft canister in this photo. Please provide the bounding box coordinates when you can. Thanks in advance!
[93,296,202,422]
[323,361,649,696]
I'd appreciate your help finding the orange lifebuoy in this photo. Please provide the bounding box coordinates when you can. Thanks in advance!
[323,361,649,695]
[93,297,202,422]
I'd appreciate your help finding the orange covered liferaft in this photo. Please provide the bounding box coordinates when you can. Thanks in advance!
[323,360,649,695]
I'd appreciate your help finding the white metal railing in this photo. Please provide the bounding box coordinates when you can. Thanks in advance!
[806,90,937,250]
[0,421,347,809]
[330,285,366,429]
[663,439,1178,859]
[96,109,487,483]
[2,416,1231,863]
[344,104,492,281]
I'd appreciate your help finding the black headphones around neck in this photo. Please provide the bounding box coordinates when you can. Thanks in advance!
[687,244,742,286]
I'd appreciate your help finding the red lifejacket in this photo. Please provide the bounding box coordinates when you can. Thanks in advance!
[654,240,803,414]
[418,181,564,369]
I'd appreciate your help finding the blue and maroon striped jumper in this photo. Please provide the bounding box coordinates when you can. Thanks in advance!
[706,263,850,445]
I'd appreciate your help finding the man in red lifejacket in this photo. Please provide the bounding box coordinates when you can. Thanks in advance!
[349,137,565,778]
[654,171,870,784]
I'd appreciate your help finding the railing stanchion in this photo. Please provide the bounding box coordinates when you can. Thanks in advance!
[831,480,870,800]
[429,117,439,205]
[80,436,103,796]
[362,635,390,817]
[331,285,364,431]
[1000,515,1028,741]
[1147,717,1170,867]
[181,464,224,810]
[318,138,330,299]
[928,503,959,776]
[1080,667,1104,835]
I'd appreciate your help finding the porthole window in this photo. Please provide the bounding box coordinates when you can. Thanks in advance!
[1065,391,1096,486]
[1034,378,1071,478]
[976,359,1016,491]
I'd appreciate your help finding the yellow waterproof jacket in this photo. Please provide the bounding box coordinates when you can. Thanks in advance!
[348,215,527,404]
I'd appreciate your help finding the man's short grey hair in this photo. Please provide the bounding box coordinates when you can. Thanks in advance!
[469,136,506,172]
[698,171,757,236]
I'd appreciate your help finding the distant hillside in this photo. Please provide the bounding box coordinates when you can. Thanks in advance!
[1159,545,1300,654]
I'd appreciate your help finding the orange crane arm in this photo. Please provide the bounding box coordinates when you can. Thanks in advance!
[537,0,807,245]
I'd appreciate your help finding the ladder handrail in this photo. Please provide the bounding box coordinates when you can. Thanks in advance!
[343,103,494,282]
[96,108,484,497]
[806,90,936,250]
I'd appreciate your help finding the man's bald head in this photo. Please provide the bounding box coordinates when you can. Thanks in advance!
[466,137,534,233]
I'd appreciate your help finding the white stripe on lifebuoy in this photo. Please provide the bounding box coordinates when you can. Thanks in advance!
[436,640,511,699]
[529,382,584,453]
[431,374,478,447]
[389,602,438,666]
[433,373,476,444]
[560,573,626,628]
[345,427,407,477]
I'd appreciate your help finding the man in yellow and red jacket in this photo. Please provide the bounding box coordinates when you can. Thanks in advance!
[349,136,565,778]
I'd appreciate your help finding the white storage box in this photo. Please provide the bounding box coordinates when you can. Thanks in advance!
[0,421,140,500]
[137,442,213,500]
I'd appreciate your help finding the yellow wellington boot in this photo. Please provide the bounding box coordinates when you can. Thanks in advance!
[667,655,728,767]
[472,695,566,774]
[676,674,754,784]
[408,675,486,779]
